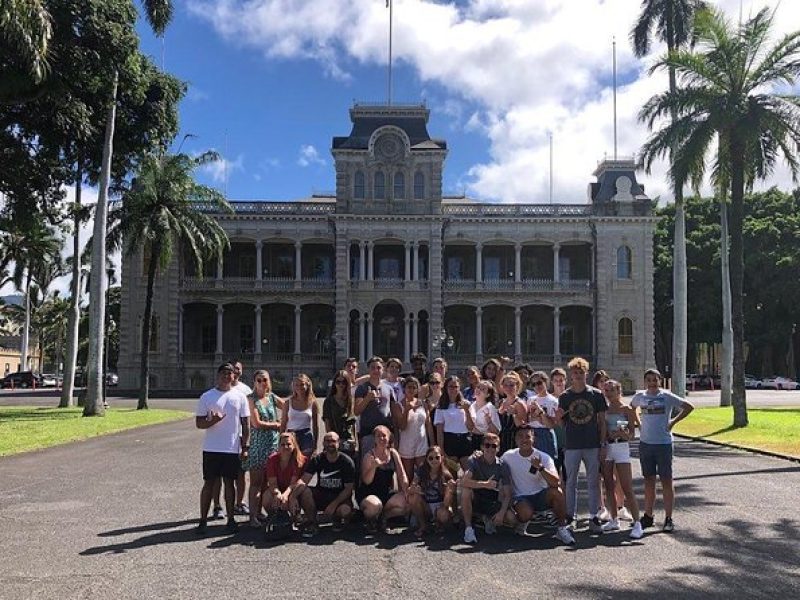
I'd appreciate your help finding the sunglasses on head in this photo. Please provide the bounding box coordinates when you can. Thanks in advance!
[482,443,498,449]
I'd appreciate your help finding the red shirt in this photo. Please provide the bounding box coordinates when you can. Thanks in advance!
[266,452,306,491]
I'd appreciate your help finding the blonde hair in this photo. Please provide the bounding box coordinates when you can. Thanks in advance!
[253,369,272,394]
[501,371,523,395]
[567,357,590,372]
[292,373,316,409]
[279,432,303,469]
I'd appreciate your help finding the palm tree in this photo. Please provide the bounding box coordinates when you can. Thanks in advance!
[0,217,62,371]
[639,7,800,427]
[631,0,709,398]
[84,0,175,417]
[108,150,230,409]
[0,0,52,99]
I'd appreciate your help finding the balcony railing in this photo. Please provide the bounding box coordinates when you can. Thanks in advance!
[521,278,555,290]
[443,204,593,217]
[443,278,592,291]
[374,278,404,289]
[301,277,335,289]
[482,278,515,290]
[442,279,477,290]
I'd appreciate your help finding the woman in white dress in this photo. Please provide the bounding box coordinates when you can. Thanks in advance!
[468,379,501,451]
[395,377,434,481]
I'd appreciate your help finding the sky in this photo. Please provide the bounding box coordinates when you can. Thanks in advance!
[3,0,800,298]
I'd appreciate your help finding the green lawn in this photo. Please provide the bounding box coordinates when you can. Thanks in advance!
[673,406,800,458]
[0,406,191,456]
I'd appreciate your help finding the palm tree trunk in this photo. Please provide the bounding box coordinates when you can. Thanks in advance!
[20,273,32,371]
[729,144,748,427]
[138,241,160,410]
[60,165,82,408]
[720,196,733,407]
[668,57,687,397]
[83,73,118,417]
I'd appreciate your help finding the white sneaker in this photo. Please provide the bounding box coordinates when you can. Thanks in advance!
[463,526,477,544]
[618,507,634,521]
[482,515,497,535]
[555,526,576,545]
[629,521,644,539]
[601,518,621,532]
[596,507,611,522]
[515,521,529,536]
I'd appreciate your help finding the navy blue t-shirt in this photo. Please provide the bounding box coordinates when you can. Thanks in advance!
[558,386,607,449]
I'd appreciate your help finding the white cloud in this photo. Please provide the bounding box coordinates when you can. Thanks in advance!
[188,0,800,202]
[297,144,326,167]
[199,153,245,183]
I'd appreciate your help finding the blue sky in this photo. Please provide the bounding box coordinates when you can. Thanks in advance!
[134,0,797,205]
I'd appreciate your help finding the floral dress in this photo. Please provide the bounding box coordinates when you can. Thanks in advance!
[242,393,278,470]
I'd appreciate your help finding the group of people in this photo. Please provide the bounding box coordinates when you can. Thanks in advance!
[195,353,693,548]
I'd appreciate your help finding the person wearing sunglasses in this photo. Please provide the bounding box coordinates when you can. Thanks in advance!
[420,373,444,421]
[514,371,558,460]
[497,371,522,455]
[460,432,511,544]
[462,366,481,403]
[434,376,476,474]
[501,428,575,545]
[264,432,306,522]
[354,356,398,456]
[242,369,282,527]
[407,445,455,538]
[280,373,319,457]
[468,379,501,451]
[323,369,357,456]
[397,376,434,481]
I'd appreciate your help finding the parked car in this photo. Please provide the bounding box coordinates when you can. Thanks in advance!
[744,374,760,389]
[41,373,58,387]
[106,372,119,387]
[1,371,43,388]
[772,376,799,390]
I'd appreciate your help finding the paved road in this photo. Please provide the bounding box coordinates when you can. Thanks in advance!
[1,411,798,599]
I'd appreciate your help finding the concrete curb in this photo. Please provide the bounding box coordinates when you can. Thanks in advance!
[674,433,800,464]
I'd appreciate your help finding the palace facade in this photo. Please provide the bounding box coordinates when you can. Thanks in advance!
[118,104,656,392]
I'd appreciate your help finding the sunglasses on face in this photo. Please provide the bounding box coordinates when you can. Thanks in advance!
[279,442,292,447]
[256,378,269,383]
[482,443,498,449]
[427,455,442,461]
[532,380,545,386]
[430,381,441,386]
[501,382,516,388]
[335,380,347,385]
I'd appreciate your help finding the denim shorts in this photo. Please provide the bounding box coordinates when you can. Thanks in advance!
[638,442,673,479]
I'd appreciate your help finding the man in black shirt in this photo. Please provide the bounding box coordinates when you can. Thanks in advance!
[297,432,355,536]
[556,357,607,532]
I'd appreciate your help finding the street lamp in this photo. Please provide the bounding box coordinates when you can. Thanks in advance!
[432,328,455,354]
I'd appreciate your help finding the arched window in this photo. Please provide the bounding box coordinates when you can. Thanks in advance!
[394,171,405,199]
[616,245,632,279]
[618,318,633,355]
[353,171,365,199]
[413,171,425,199]
[374,172,385,200]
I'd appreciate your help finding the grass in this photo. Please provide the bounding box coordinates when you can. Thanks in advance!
[0,406,191,457]
[672,406,800,458]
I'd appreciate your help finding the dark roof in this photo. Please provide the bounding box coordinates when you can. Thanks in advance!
[332,104,446,150]
[590,159,647,203]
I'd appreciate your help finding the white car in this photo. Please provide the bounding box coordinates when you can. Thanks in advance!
[40,374,57,387]
[760,376,799,390]
[744,375,760,389]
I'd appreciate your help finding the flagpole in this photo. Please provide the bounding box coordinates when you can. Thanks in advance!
[387,0,393,105]
[612,36,617,160]
[549,131,553,204]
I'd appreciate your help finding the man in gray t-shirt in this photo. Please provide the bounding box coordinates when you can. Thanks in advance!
[630,368,693,533]
[460,432,512,543]
[354,356,397,456]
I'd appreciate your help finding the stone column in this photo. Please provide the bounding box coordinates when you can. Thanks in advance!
[413,241,420,281]
[255,240,263,280]
[216,305,224,354]
[411,315,418,354]
[515,243,522,283]
[367,241,374,281]
[294,242,302,282]
[359,242,366,281]
[553,243,561,285]
[254,306,262,353]
[514,306,522,361]
[476,243,483,283]
[475,306,483,357]
[553,306,561,359]
[358,314,366,362]
[178,305,184,355]
[216,255,223,281]
[404,316,411,364]
[294,306,302,355]
[404,243,411,282]
[366,314,374,357]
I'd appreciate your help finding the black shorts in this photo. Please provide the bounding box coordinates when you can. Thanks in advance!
[202,451,240,481]
[443,432,472,459]
[472,490,502,516]
[311,487,344,511]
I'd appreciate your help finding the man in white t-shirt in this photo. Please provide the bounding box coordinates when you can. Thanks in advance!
[501,428,575,545]
[195,362,251,534]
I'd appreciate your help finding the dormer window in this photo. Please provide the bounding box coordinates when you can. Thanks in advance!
[414,171,424,200]
[354,171,365,199]
[374,172,386,200]
[394,172,405,199]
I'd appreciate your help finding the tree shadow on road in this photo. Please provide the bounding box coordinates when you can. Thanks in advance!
[561,518,800,599]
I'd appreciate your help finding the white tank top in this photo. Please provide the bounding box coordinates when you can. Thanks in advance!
[287,402,312,431]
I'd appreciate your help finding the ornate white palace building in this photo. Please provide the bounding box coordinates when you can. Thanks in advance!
[119,104,656,392]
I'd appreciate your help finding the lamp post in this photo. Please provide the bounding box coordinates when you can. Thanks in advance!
[432,328,455,357]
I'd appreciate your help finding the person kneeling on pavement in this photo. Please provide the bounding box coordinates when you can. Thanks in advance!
[460,432,512,544]
[501,428,575,546]
[296,432,355,537]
